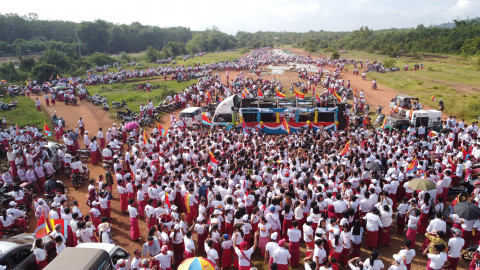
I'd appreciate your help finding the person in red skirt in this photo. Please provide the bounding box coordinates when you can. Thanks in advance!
[405,208,421,249]
[117,180,128,214]
[281,204,294,241]
[33,238,48,269]
[287,220,301,268]
[171,224,184,267]
[221,234,233,269]
[363,208,383,249]
[128,199,141,241]
[379,204,393,247]
[396,198,409,234]
[194,218,208,254]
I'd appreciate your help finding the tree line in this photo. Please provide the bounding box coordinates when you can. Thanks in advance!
[1,13,480,83]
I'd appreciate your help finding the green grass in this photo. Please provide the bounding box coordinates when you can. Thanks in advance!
[98,50,247,75]
[0,95,50,128]
[323,50,480,121]
[86,79,196,117]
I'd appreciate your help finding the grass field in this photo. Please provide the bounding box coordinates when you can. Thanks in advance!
[0,95,49,128]
[329,50,480,121]
[86,79,196,117]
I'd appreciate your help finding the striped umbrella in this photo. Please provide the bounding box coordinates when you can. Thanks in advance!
[178,257,216,270]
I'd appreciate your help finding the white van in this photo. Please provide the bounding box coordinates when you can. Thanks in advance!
[178,107,204,127]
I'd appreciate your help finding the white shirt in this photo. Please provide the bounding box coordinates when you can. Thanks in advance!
[364,213,383,231]
[272,247,291,265]
[184,236,195,253]
[155,251,174,269]
[363,258,384,270]
[426,218,447,233]
[427,252,448,269]
[398,249,415,264]
[447,237,465,258]
[234,246,254,266]
[287,228,302,242]
[33,248,47,261]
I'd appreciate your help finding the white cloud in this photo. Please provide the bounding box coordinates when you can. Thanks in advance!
[271,2,320,16]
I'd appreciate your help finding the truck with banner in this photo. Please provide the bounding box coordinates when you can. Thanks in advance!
[212,94,347,133]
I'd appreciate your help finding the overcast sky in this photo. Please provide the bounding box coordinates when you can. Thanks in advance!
[3,0,479,34]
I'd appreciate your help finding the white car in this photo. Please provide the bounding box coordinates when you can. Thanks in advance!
[178,107,204,127]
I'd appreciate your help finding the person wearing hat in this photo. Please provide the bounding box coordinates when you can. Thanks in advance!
[128,199,141,241]
[389,254,407,270]
[446,228,464,270]
[265,231,279,267]
[221,234,233,269]
[266,205,281,236]
[115,258,127,270]
[6,201,27,231]
[272,239,291,270]
[152,245,174,270]
[233,230,260,270]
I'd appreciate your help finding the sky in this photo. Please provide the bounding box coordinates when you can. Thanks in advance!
[3,0,479,34]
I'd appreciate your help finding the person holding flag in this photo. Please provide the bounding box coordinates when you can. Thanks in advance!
[184,188,198,225]
[339,140,351,157]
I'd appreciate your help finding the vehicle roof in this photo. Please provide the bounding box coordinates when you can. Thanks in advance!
[0,238,31,254]
[396,95,418,99]
[44,247,110,270]
[179,107,202,114]
[76,243,118,255]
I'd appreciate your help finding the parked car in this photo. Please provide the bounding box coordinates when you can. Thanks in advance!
[45,142,63,171]
[178,107,204,127]
[76,243,130,267]
[44,247,113,270]
[0,233,55,270]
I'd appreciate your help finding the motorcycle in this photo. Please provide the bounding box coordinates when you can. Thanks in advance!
[112,99,127,109]
[374,114,385,126]
[64,96,77,106]
[71,165,90,189]
[103,102,110,111]
[52,114,65,127]
[0,100,17,110]
[439,100,444,111]
[376,105,383,116]
[364,104,370,114]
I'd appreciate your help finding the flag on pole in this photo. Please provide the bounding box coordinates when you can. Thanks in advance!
[409,108,413,119]
[381,116,388,130]
[46,82,51,86]
[294,90,305,100]
[427,130,437,138]
[242,118,249,134]
[244,87,250,95]
[209,152,219,166]
[33,213,50,238]
[258,86,264,99]
[333,91,342,102]
[276,90,285,99]
[218,96,223,102]
[315,94,321,103]
[282,118,290,134]
[25,81,29,86]
[1,80,7,83]
[241,91,247,98]
[49,219,69,238]
[142,129,148,145]
[202,113,213,126]
[56,74,60,80]
[162,127,169,137]
[16,124,20,135]
[339,140,351,157]
[430,96,436,101]
[43,123,52,137]
[406,157,417,173]
[164,192,172,213]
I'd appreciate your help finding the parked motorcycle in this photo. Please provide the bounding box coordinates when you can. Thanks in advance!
[71,165,90,189]
[112,99,127,109]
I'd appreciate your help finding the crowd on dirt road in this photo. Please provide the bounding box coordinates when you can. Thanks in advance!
[1,48,480,270]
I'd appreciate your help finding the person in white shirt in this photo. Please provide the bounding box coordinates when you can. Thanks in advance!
[272,239,291,270]
[232,229,260,270]
[363,208,383,249]
[398,239,416,270]
[54,235,66,255]
[388,254,407,270]
[265,232,279,266]
[204,239,220,270]
[363,250,384,270]
[153,245,174,270]
[184,230,196,258]
[423,243,450,270]
[446,228,464,270]
[287,220,302,268]
[33,239,48,269]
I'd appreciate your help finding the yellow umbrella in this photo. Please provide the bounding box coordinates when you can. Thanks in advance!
[178,257,216,270]
[408,178,436,191]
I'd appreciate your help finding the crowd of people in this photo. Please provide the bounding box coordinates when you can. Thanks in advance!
[1,49,480,270]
